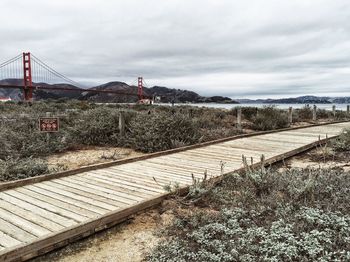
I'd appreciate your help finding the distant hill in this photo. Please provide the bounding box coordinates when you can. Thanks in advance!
[80,82,238,104]
[0,79,81,100]
[235,95,346,104]
[1,80,349,104]
[0,79,238,104]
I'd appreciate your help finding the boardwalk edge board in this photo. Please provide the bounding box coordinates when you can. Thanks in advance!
[0,134,339,262]
[0,120,348,192]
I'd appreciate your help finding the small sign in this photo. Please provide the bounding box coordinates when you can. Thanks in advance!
[39,117,59,132]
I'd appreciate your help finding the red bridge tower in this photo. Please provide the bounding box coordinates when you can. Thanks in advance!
[138,77,143,100]
[23,52,33,101]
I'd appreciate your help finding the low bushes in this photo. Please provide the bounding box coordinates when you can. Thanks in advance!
[332,129,350,151]
[296,106,313,121]
[67,107,134,146]
[0,115,68,159]
[147,167,350,261]
[127,113,201,153]
[252,106,289,131]
[0,157,49,182]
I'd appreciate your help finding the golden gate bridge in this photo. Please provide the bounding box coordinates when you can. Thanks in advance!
[0,52,148,102]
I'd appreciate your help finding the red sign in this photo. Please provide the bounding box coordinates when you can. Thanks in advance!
[39,117,59,132]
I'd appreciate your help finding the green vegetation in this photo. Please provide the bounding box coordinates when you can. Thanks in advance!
[147,165,350,261]
[332,129,350,152]
[127,113,201,153]
[0,100,347,181]
[251,106,289,131]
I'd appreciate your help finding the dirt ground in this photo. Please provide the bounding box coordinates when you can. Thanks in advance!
[283,147,350,171]
[45,146,144,171]
[31,146,349,262]
[31,210,163,262]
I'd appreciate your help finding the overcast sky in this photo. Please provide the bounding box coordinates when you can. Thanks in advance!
[1,0,350,98]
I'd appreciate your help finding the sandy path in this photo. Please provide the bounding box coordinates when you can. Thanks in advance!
[31,210,161,262]
[45,147,144,171]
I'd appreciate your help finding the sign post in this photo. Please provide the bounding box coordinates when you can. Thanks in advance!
[39,117,59,132]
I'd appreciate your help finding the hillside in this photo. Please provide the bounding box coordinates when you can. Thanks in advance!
[0,79,81,100]
[0,79,237,103]
[1,79,349,104]
[81,82,238,103]
[236,95,334,104]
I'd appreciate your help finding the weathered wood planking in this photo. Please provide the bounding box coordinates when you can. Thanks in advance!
[0,122,349,262]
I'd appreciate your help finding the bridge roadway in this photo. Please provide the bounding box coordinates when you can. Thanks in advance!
[0,122,349,261]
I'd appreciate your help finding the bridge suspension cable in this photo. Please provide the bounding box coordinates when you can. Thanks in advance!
[0,52,149,102]
[31,54,82,87]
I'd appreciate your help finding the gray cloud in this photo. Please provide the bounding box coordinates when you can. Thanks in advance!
[1,0,350,98]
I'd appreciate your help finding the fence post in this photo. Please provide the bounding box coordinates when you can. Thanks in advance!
[45,112,50,143]
[119,111,125,137]
[332,105,336,118]
[237,107,242,131]
[288,107,293,126]
[347,105,350,115]
[312,105,317,122]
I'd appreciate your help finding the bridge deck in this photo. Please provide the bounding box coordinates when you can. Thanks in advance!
[0,122,349,262]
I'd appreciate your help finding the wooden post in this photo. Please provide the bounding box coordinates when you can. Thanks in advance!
[332,105,336,118]
[119,112,125,137]
[347,105,350,115]
[312,105,317,122]
[288,107,293,126]
[45,112,50,142]
[237,107,242,131]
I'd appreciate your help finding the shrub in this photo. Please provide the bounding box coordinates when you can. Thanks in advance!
[317,108,331,119]
[332,129,350,152]
[127,112,201,153]
[0,157,49,182]
[297,106,313,121]
[146,167,350,261]
[0,114,69,159]
[67,107,134,146]
[252,106,289,131]
[242,107,258,121]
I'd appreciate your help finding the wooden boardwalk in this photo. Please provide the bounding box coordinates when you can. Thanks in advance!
[0,122,349,261]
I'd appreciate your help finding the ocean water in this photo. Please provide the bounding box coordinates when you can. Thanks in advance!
[160,103,350,111]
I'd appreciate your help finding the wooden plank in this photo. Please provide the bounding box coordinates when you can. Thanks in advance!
[114,163,196,183]
[63,176,148,201]
[104,167,183,186]
[17,187,99,219]
[161,155,223,169]
[0,232,22,248]
[194,145,273,159]
[0,199,64,232]
[141,162,218,180]
[179,149,243,162]
[175,151,242,168]
[0,194,168,262]
[45,181,125,211]
[0,192,76,228]
[122,160,204,177]
[248,136,315,145]
[77,173,160,196]
[0,217,36,243]
[0,207,52,237]
[86,171,165,193]
[212,143,288,155]
[140,160,218,181]
[39,181,120,211]
[26,185,110,216]
[151,160,220,175]
[55,177,143,204]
